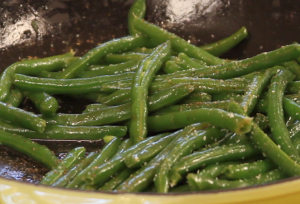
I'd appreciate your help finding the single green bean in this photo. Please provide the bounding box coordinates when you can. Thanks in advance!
[81,62,140,78]
[104,53,147,64]
[224,160,276,180]
[4,88,24,107]
[267,69,299,161]
[86,59,140,74]
[24,92,59,116]
[153,101,230,115]
[0,120,127,140]
[36,71,61,79]
[82,104,110,113]
[132,15,224,65]
[128,0,146,35]
[146,108,252,134]
[187,169,285,191]
[13,72,135,95]
[0,101,46,133]
[99,89,131,106]
[0,130,58,169]
[40,147,86,185]
[130,41,171,144]
[58,35,147,79]
[240,68,275,115]
[197,162,240,178]
[179,92,212,104]
[200,27,248,56]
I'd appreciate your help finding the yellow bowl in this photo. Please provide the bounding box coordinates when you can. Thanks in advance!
[1,176,300,204]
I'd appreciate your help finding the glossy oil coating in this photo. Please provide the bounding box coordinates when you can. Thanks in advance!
[1,0,300,203]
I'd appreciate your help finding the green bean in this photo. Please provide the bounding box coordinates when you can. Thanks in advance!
[153,101,230,115]
[133,47,154,54]
[36,71,61,79]
[84,131,172,186]
[0,101,46,133]
[66,137,122,188]
[282,60,300,80]
[114,138,133,156]
[4,88,24,107]
[187,169,285,191]
[58,35,147,79]
[13,72,135,95]
[70,92,109,103]
[294,137,300,154]
[267,69,299,161]
[101,77,248,94]
[100,168,136,191]
[124,131,179,168]
[0,52,74,101]
[163,60,185,74]
[44,83,193,126]
[104,53,147,64]
[200,27,248,56]
[240,68,275,115]
[179,92,212,104]
[282,97,300,122]
[86,59,140,74]
[40,147,86,185]
[130,41,171,144]
[155,127,225,193]
[197,162,240,178]
[115,123,209,192]
[169,144,261,186]
[52,152,98,187]
[288,121,300,141]
[228,101,300,177]
[132,15,224,65]
[212,93,242,102]
[128,0,146,36]
[175,53,207,69]
[156,45,300,80]
[224,160,276,180]
[0,120,127,140]
[99,89,131,106]
[0,130,58,169]
[82,61,140,78]
[82,104,110,113]
[24,92,59,116]
[146,108,252,134]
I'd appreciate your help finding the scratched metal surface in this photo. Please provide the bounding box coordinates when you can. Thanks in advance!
[0,0,300,184]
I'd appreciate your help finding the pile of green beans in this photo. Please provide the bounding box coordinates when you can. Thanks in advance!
[2,0,300,194]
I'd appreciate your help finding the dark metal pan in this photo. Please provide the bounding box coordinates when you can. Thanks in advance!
[0,0,299,186]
